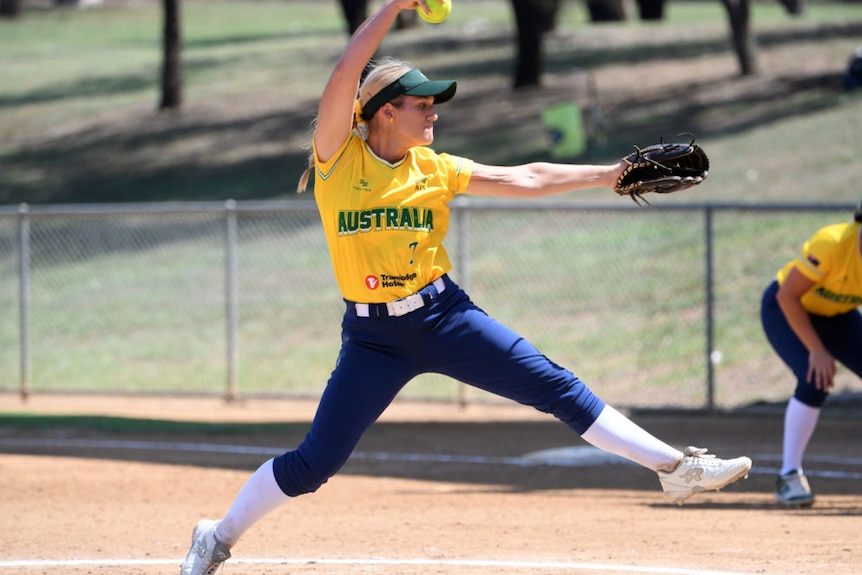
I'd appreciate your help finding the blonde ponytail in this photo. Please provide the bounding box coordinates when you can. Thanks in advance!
[352,98,369,141]
[296,152,314,194]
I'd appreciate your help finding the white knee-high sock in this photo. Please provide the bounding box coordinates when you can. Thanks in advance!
[214,458,291,547]
[580,405,683,472]
[781,397,820,476]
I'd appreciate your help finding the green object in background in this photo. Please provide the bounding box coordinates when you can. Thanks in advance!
[542,103,586,159]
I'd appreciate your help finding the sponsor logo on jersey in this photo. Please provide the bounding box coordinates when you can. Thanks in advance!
[338,207,434,235]
[353,179,372,193]
[380,273,417,289]
[364,273,417,290]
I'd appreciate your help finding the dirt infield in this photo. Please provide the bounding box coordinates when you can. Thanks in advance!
[0,394,860,575]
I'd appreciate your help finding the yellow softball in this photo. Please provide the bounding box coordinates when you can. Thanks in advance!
[418,0,452,24]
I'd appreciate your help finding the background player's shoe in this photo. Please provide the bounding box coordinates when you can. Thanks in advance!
[658,446,752,505]
[775,470,814,508]
[180,519,231,575]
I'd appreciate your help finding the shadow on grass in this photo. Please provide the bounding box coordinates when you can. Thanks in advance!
[0,413,648,492]
[1,409,858,495]
[0,411,756,494]
[0,413,301,434]
[1,21,860,204]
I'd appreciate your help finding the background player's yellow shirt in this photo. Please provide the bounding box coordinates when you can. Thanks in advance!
[314,133,473,303]
[776,222,862,317]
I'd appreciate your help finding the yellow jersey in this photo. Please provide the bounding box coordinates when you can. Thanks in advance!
[313,133,473,303]
[776,222,862,316]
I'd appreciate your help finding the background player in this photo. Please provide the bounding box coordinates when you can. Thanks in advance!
[761,200,862,507]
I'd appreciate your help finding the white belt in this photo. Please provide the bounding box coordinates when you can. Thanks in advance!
[355,277,446,318]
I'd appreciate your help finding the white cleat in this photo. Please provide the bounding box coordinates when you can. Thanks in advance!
[658,446,752,505]
[180,519,231,575]
[775,470,814,508]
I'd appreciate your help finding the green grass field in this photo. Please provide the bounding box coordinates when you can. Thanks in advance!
[1,0,861,408]
[1,0,861,203]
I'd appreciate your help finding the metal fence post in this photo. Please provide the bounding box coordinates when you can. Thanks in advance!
[225,200,239,402]
[18,203,31,402]
[704,205,715,411]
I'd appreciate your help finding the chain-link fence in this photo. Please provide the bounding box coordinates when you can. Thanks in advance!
[1,200,858,410]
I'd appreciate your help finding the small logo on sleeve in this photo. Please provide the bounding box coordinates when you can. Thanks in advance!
[807,254,820,266]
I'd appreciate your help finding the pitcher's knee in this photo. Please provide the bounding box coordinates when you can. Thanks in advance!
[271,449,344,497]
[543,376,606,435]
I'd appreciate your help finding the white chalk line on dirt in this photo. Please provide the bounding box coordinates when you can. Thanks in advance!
[0,557,759,575]
[1,437,862,479]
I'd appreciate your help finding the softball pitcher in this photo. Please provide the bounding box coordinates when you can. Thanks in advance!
[761,201,862,508]
[181,1,751,573]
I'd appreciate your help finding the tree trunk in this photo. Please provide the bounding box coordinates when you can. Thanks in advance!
[396,9,420,30]
[776,0,802,16]
[586,0,626,22]
[0,0,21,18]
[339,0,368,34]
[720,0,759,76]
[636,0,665,21]
[159,0,183,110]
[536,0,562,32]
[510,0,545,88]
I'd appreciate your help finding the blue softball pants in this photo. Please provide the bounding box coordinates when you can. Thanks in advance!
[760,279,862,407]
[272,274,605,497]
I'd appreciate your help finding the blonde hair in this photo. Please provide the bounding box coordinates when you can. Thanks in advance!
[359,58,413,113]
[296,58,414,194]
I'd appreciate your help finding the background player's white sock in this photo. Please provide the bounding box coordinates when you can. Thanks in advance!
[780,397,820,476]
[214,458,291,547]
[581,405,683,472]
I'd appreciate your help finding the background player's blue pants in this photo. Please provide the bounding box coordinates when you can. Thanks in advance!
[760,279,862,408]
[273,274,605,497]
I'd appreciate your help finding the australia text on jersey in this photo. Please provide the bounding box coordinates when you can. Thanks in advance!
[813,286,862,306]
[338,207,434,235]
